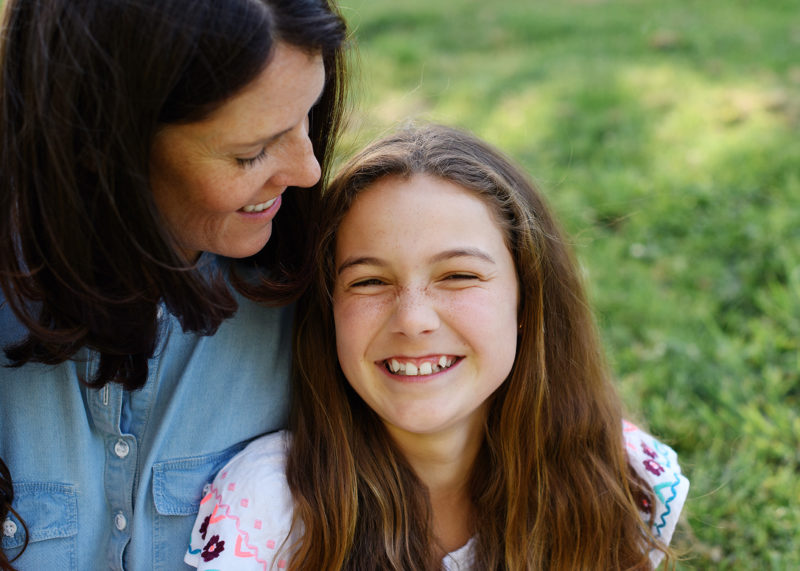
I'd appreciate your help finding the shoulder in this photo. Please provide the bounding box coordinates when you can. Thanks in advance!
[623,420,690,564]
[185,431,296,569]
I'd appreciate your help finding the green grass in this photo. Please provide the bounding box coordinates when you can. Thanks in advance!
[337,0,800,567]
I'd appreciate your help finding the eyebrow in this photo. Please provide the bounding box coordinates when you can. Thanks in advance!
[336,248,496,275]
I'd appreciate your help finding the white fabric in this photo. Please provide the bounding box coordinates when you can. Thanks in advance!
[186,422,688,569]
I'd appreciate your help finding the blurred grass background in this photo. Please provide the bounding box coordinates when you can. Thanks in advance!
[336,0,800,568]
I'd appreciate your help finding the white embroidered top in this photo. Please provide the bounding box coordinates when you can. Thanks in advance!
[185,421,688,570]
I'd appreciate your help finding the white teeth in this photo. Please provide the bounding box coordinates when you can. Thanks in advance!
[242,197,277,212]
[386,356,456,376]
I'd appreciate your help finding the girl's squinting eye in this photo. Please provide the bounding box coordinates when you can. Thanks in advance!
[236,147,267,169]
[351,278,386,288]
[445,273,480,281]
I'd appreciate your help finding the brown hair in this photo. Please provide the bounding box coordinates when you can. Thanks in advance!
[287,123,668,569]
[0,0,348,566]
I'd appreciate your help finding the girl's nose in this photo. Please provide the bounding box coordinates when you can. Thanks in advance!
[389,288,441,337]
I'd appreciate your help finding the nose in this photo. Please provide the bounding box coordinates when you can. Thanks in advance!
[272,125,321,189]
[389,287,441,337]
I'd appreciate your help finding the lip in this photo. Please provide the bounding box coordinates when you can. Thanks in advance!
[238,193,282,219]
[378,355,462,382]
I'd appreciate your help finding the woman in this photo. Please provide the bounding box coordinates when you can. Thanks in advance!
[0,0,349,568]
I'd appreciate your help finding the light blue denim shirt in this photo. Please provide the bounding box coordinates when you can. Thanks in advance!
[0,259,293,570]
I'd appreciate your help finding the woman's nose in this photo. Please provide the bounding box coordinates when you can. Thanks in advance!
[271,126,321,189]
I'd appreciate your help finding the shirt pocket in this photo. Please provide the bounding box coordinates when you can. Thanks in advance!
[2,482,78,569]
[150,441,247,571]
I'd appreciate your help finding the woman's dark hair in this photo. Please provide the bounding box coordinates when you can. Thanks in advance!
[0,0,349,389]
[0,0,349,566]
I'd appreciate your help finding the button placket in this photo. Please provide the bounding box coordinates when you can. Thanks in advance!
[114,512,128,531]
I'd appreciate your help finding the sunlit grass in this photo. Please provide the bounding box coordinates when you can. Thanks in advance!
[338,0,800,567]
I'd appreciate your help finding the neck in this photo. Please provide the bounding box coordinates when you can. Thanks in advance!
[386,411,485,555]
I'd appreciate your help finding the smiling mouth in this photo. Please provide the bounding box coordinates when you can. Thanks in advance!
[241,197,278,213]
[383,355,460,377]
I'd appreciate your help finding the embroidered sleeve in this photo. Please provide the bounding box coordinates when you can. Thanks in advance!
[623,420,690,568]
[184,431,296,570]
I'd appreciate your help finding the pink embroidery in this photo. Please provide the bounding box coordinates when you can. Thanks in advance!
[235,534,255,557]
[203,487,270,568]
[254,519,262,530]
[199,492,214,505]
[266,540,275,549]
[228,483,236,492]
[278,560,287,568]
[220,471,228,479]
[240,498,249,508]
[209,504,225,524]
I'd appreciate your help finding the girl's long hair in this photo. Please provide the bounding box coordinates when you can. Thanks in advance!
[287,123,668,569]
[0,0,348,567]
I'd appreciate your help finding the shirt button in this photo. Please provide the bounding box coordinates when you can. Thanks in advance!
[2,518,16,537]
[114,513,127,531]
[114,439,130,459]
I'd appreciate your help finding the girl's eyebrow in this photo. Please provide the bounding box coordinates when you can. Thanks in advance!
[336,248,496,276]
[337,256,384,276]
[430,248,495,265]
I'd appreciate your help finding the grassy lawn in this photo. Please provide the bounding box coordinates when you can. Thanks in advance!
[337,0,800,567]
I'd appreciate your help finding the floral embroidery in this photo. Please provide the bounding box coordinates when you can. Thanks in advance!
[640,441,657,459]
[199,514,210,540]
[643,458,665,476]
[202,534,225,562]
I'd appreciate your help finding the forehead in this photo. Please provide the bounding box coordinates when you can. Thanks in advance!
[336,173,509,250]
[156,43,325,150]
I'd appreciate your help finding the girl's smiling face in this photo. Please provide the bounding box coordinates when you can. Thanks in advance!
[333,174,519,443]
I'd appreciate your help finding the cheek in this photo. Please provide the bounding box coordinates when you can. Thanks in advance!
[333,294,395,377]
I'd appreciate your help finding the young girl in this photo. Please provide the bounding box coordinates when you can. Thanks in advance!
[185,124,688,570]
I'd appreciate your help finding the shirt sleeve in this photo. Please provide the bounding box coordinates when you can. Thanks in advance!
[184,431,296,570]
[623,420,690,568]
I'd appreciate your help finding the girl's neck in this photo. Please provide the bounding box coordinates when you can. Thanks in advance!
[386,411,485,555]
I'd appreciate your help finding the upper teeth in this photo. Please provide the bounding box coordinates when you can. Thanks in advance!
[387,355,456,376]
[242,197,277,212]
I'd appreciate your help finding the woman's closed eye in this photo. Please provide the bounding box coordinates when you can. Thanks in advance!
[236,147,267,169]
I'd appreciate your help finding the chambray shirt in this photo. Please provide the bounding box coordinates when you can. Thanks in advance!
[0,259,293,570]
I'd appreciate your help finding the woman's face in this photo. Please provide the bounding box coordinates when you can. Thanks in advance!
[333,174,519,444]
[149,42,326,261]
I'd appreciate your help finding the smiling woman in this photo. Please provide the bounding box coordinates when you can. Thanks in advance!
[150,43,327,261]
[0,0,349,569]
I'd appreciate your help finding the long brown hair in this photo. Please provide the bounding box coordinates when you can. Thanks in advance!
[287,123,668,569]
[0,0,349,567]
